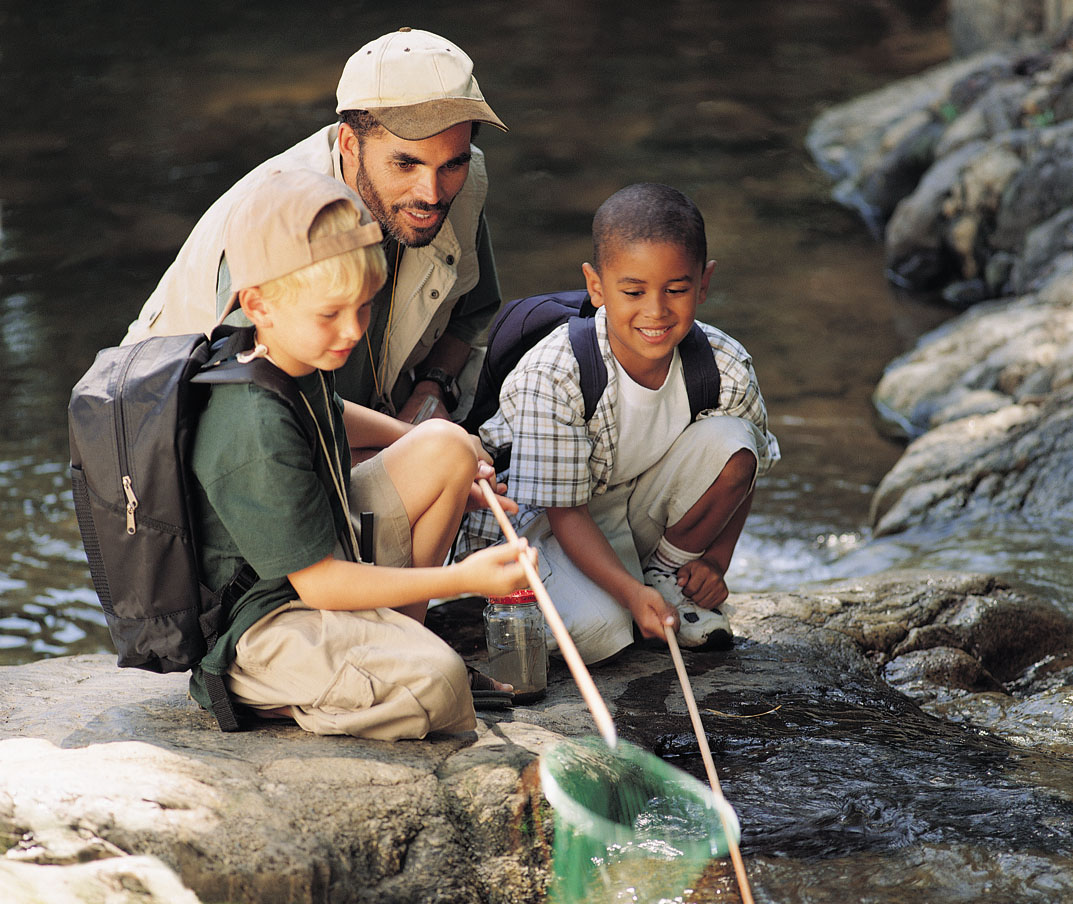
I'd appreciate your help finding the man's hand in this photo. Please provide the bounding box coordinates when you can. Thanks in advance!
[626,585,679,641]
[400,386,449,424]
[676,558,729,609]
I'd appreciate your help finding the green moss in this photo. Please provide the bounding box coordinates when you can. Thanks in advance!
[939,101,959,123]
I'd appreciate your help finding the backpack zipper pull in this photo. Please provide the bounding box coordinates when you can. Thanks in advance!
[123,475,138,534]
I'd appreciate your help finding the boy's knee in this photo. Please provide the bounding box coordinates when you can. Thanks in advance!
[554,606,634,666]
[718,448,757,495]
[412,419,477,468]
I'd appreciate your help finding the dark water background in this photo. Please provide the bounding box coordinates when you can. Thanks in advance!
[0,0,958,664]
[5,4,1073,903]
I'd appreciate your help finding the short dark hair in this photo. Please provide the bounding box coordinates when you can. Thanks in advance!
[339,109,385,140]
[338,109,481,142]
[592,183,707,273]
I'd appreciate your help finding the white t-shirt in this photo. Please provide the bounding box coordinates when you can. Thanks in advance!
[610,349,691,485]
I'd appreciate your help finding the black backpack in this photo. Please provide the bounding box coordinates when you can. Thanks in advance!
[461,289,722,469]
[68,325,328,732]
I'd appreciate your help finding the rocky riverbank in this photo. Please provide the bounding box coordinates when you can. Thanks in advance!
[807,20,1073,545]
[3,570,1072,904]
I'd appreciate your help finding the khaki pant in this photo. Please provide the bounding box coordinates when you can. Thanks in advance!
[521,416,761,664]
[225,453,475,740]
[227,602,476,739]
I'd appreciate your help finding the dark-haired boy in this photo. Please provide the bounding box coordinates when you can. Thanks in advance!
[459,183,779,663]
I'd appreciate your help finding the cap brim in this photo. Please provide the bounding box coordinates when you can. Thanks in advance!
[363,97,508,140]
[215,291,241,329]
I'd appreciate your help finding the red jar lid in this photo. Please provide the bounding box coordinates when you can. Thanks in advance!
[488,589,537,605]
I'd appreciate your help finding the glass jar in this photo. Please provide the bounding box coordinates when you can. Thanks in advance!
[483,589,548,703]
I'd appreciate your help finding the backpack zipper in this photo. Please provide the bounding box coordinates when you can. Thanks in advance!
[114,346,141,535]
[123,475,138,535]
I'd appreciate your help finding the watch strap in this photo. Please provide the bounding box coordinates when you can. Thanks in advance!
[413,365,460,412]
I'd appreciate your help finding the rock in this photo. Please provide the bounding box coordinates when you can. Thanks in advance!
[0,855,201,904]
[3,572,1072,903]
[872,264,1073,438]
[0,654,556,904]
[1012,207,1073,292]
[949,0,1047,57]
[882,646,1007,701]
[934,80,1030,157]
[869,389,1073,535]
[810,34,1073,300]
[805,53,1012,234]
[738,569,1073,673]
[949,0,1073,56]
[882,135,1014,289]
[933,685,1073,750]
[886,130,1038,292]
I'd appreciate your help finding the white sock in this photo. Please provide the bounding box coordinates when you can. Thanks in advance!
[646,536,702,575]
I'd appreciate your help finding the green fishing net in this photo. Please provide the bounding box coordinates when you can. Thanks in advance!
[540,737,740,904]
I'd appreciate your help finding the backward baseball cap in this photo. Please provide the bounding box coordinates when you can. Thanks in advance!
[224,169,383,309]
[335,27,507,140]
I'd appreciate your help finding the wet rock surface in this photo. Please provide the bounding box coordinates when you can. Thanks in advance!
[3,570,1072,903]
[808,22,1073,551]
[808,32,1073,297]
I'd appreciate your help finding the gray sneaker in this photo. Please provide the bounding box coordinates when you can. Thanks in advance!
[643,568,733,650]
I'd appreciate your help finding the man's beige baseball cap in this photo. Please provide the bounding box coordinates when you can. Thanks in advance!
[225,169,383,302]
[335,27,507,140]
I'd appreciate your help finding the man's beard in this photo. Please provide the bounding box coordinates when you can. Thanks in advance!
[356,157,451,248]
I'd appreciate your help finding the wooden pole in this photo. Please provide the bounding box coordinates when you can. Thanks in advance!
[665,626,755,904]
[477,479,617,748]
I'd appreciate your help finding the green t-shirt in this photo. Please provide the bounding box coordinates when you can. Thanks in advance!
[188,367,351,709]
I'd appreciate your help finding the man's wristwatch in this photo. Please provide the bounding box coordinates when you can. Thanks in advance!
[413,365,460,413]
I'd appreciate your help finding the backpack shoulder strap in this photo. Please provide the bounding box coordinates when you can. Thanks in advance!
[191,327,314,439]
[567,316,608,422]
[191,330,358,565]
[678,323,722,420]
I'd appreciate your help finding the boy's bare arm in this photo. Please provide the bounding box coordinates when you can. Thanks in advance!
[288,541,533,612]
[341,399,412,451]
[545,505,678,640]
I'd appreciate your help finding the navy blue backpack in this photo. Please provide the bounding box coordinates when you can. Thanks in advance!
[462,289,722,469]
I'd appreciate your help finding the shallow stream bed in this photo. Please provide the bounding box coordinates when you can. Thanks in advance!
[2,3,1071,902]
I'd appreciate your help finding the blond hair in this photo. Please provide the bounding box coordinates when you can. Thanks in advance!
[258,199,387,306]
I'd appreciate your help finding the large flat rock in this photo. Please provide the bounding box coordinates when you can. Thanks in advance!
[3,571,1072,903]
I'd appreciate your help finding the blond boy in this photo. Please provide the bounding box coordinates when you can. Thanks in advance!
[189,170,529,739]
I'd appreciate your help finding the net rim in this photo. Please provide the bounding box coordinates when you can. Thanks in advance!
[538,737,741,854]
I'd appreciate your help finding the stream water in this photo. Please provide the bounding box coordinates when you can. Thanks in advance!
[2,2,1070,901]
[0,0,962,664]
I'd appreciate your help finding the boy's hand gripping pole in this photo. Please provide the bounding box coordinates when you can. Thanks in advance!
[477,479,617,748]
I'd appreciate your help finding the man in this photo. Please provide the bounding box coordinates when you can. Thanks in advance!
[122,27,507,422]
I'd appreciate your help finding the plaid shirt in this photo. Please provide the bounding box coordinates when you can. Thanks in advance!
[457,308,780,556]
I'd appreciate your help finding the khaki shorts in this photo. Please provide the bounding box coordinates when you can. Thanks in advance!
[521,416,761,664]
[347,454,412,568]
[227,602,476,739]
[226,453,474,740]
